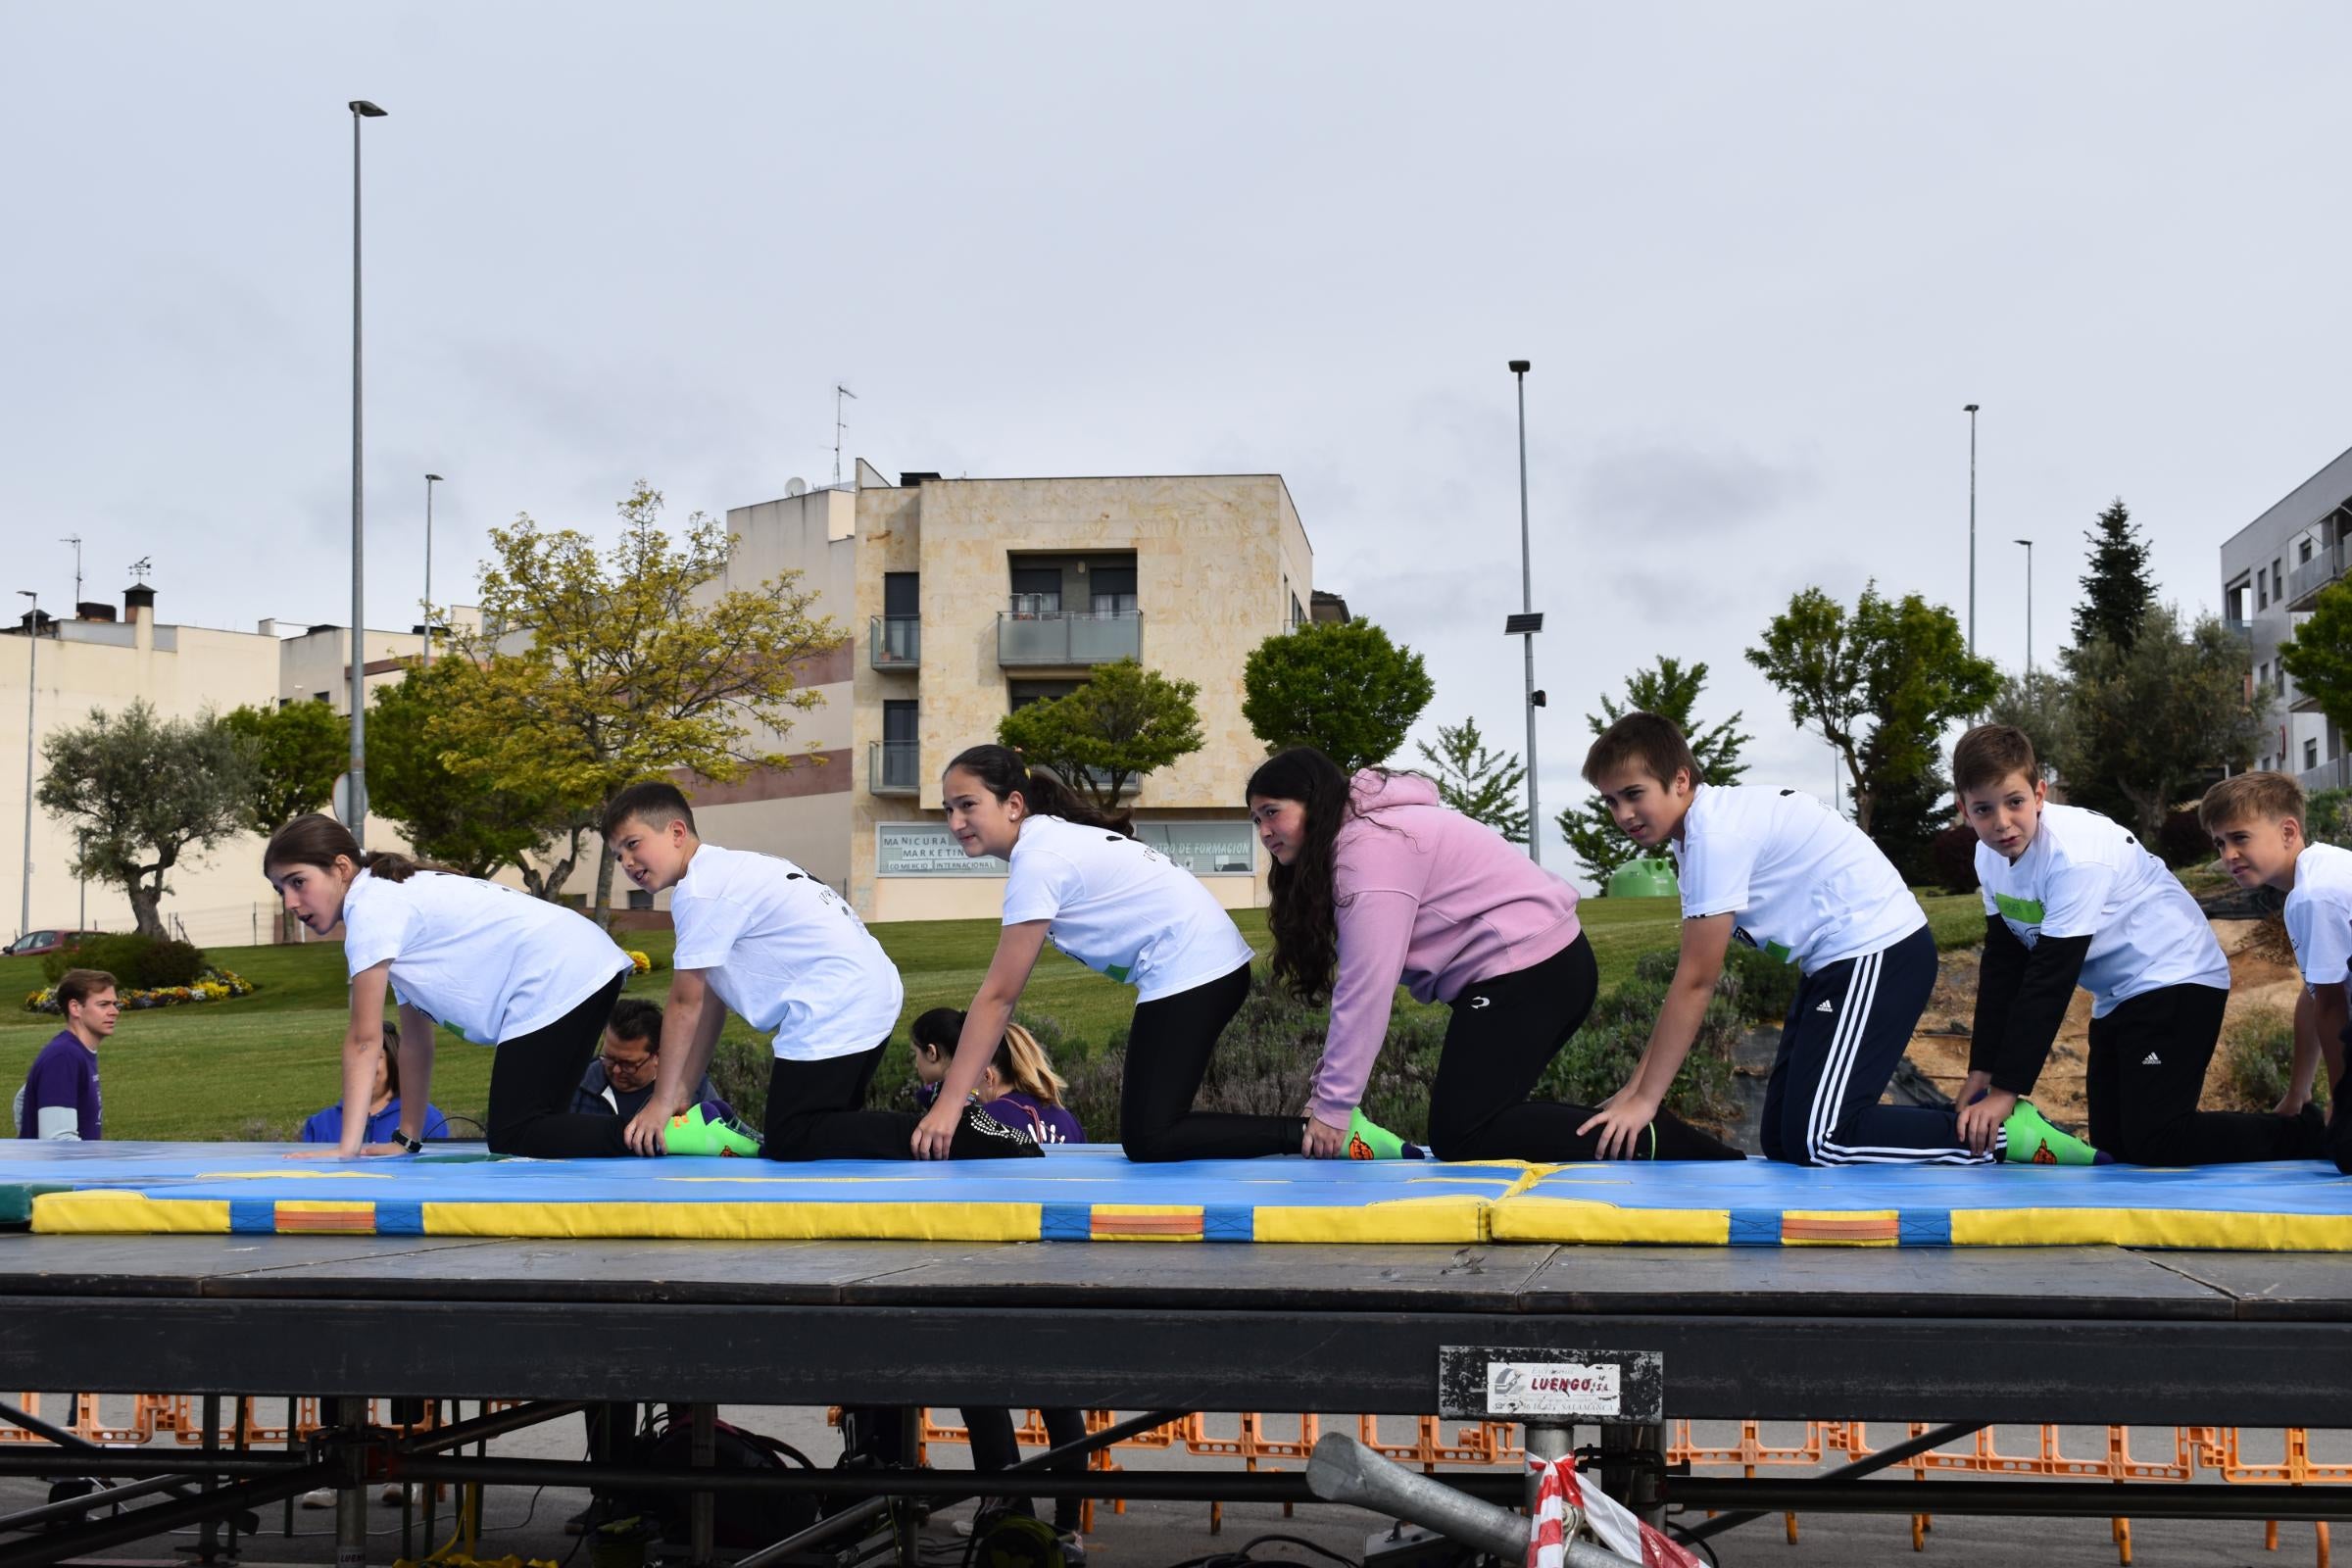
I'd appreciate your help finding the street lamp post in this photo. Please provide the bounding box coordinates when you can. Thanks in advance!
[1964,404,1981,655]
[1507,360,1542,863]
[2015,538,2034,676]
[348,99,387,849]
[18,591,36,940]
[423,472,443,668]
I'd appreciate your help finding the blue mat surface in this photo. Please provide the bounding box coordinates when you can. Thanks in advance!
[2,1143,2347,1248]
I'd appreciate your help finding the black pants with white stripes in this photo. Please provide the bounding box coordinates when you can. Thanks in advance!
[1760,924,1984,1166]
[2087,983,2322,1165]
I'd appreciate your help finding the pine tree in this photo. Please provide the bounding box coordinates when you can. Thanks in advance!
[1415,717,1529,843]
[2070,498,2155,657]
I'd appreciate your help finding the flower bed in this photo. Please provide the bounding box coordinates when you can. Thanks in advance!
[23,967,257,1014]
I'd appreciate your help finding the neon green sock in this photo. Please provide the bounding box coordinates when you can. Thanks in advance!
[663,1103,762,1158]
[1346,1107,1418,1160]
[2000,1101,2108,1166]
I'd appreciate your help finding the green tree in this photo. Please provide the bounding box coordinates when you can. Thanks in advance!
[2279,577,2352,736]
[1745,584,1998,853]
[1559,657,1750,889]
[1415,717,1529,843]
[219,699,346,836]
[1242,620,1434,773]
[1984,667,2078,783]
[2069,498,2156,657]
[440,482,838,915]
[368,660,601,889]
[36,703,255,938]
[2066,604,2261,836]
[996,659,1205,811]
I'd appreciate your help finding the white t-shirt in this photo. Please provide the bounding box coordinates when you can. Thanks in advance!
[1975,802,2228,1017]
[2283,841,2352,998]
[339,869,632,1046]
[670,844,904,1061]
[1670,784,1926,973]
[1001,815,1253,1003]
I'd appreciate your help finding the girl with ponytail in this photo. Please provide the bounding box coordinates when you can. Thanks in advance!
[912,745,1417,1162]
[909,1007,1081,1146]
[1246,747,1741,1163]
[263,812,753,1161]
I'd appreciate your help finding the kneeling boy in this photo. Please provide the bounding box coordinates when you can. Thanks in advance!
[2200,770,2352,1173]
[602,782,1038,1162]
[1959,725,2320,1165]
[1581,711,2099,1166]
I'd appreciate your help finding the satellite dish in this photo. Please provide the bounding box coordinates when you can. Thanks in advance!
[786,477,808,497]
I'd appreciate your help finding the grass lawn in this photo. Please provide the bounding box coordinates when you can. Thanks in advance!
[1,894,1984,1142]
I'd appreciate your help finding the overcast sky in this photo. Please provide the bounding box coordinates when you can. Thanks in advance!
[6,2,2349,884]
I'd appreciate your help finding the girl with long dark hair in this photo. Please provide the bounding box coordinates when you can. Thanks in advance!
[1246,747,1742,1162]
[910,745,1415,1162]
[264,813,753,1160]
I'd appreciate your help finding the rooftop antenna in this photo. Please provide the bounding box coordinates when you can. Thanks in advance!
[833,383,858,487]
[61,535,82,608]
[129,556,153,585]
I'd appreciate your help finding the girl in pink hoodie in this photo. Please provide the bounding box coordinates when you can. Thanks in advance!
[1247,747,1744,1162]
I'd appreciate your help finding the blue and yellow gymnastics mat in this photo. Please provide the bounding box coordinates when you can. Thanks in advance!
[1,1143,2348,1250]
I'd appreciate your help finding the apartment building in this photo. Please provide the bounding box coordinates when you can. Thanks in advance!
[694,466,1316,922]
[2220,442,2352,791]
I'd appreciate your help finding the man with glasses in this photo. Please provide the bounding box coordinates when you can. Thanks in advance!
[572,998,731,1124]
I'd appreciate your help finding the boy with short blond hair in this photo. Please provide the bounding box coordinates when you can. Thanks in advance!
[1958,725,2320,1166]
[1581,711,2101,1166]
[2201,770,2352,1172]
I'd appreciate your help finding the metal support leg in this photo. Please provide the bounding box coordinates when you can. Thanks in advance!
[334,1396,368,1568]
[1524,1422,1572,1513]
[894,1408,921,1567]
[688,1402,715,1568]
[191,1393,225,1563]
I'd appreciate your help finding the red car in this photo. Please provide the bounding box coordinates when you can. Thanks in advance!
[3,930,108,959]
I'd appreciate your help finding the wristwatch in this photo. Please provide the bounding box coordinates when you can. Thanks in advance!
[389,1129,425,1153]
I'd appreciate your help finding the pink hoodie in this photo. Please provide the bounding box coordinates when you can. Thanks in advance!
[1311,770,1583,1125]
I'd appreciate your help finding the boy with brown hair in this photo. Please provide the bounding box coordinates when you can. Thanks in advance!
[1958,725,2321,1165]
[1582,711,2101,1166]
[2200,769,2352,1172]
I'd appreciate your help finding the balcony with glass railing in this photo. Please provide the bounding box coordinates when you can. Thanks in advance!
[997,608,1144,666]
[2286,544,2347,612]
[868,740,919,795]
[869,615,920,670]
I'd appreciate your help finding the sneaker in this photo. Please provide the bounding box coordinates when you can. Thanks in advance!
[2000,1101,2110,1166]
[663,1102,762,1158]
[1345,1107,1424,1160]
[1057,1529,1088,1566]
[298,1487,333,1510]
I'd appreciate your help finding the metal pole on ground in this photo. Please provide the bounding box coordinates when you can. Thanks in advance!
[422,473,442,668]
[335,1396,368,1568]
[2016,536,2034,675]
[1509,360,1543,861]
[18,590,35,939]
[346,99,387,850]
[1965,402,1981,654]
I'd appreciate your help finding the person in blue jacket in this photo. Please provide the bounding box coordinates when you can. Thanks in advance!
[298,1021,451,1146]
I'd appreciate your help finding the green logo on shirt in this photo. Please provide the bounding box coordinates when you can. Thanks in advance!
[1103,962,1131,983]
[1993,892,2046,925]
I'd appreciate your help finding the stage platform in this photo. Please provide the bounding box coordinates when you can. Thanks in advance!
[5,1142,2349,1250]
[0,1229,2349,1427]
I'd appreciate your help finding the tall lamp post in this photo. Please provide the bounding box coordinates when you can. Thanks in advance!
[17,591,35,939]
[422,472,443,668]
[348,99,387,849]
[1506,361,1544,863]
[1964,403,1981,654]
[2015,538,2034,676]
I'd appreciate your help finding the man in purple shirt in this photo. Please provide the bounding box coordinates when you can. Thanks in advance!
[17,968,118,1141]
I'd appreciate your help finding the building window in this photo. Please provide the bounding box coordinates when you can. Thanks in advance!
[2301,538,2316,564]
[1089,564,1138,614]
[626,889,654,911]
[2308,739,2322,771]
[883,572,919,616]
[1291,593,1306,629]
[2275,560,2285,599]
[2260,575,2270,611]
[1009,679,1084,711]
[1010,565,1062,616]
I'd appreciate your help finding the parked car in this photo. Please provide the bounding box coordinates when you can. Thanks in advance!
[3,930,108,958]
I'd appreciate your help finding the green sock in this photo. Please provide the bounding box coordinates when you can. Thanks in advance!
[663,1103,762,1158]
[1345,1107,1421,1160]
[2000,1101,2108,1166]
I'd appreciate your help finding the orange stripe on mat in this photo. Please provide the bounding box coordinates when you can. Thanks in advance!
[1090,1213,1203,1239]
[1782,1214,1900,1244]
[276,1205,377,1234]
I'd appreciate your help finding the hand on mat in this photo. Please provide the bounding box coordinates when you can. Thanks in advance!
[1579,1091,1658,1160]
[623,1101,671,1158]
[1301,1113,1349,1158]
[911,1100,963,1160]
[1956,1086,2015,1156]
